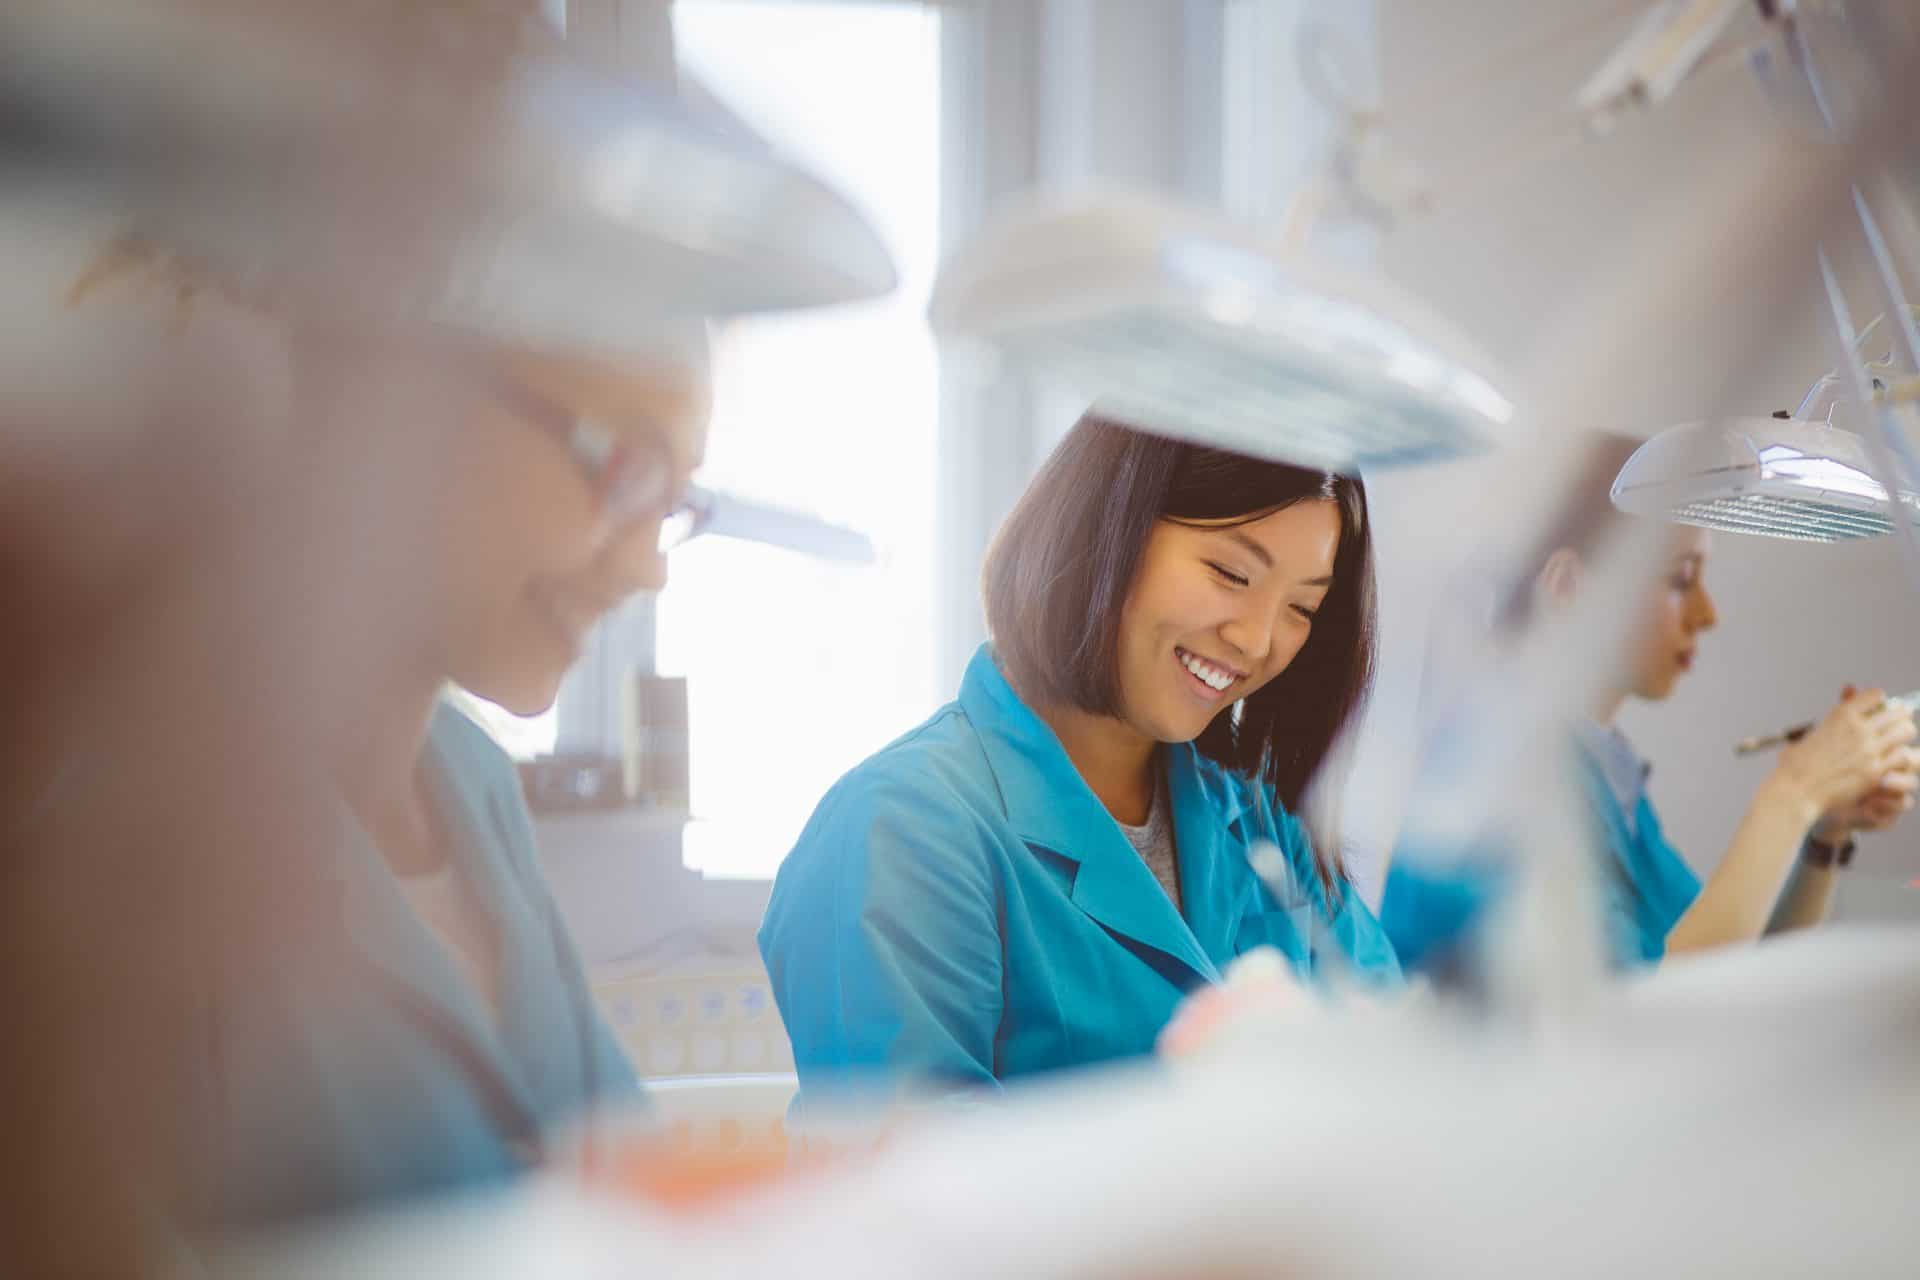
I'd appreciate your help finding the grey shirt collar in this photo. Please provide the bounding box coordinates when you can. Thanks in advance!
[1570,717,1652,836]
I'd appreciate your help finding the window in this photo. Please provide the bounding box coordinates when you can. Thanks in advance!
[659,1,943,877]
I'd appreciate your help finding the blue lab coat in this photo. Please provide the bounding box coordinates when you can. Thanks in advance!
[194,701,637,1226]
[1584,756,1702,967]
[758,645,1400,1099]
[1380,727,1702,973]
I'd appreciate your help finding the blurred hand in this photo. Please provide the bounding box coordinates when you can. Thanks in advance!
[1774,686,1918,820]
[1814,761,1920,842]
[1156,948,1309,1059]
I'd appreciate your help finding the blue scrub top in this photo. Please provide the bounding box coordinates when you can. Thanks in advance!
[758,645,1400,1100]
[193,701,638,1226]
[1585,758,1702,967]
[1380,726,1703,973]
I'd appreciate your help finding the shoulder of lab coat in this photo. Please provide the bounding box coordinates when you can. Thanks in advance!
[1572,744,1701,969]
[181,700,642,1227]
[427,700,640,1102]
[760,700,1009,1095]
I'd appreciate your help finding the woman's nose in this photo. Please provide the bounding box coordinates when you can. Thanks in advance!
[1687,582,1717,632]
[1218,607,1275,665]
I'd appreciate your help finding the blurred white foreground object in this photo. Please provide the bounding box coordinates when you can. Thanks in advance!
[217,925,1920,1279]
[929,190,1513,471]
[0,6,899,354]
[415,60,900,349]
[1576,0,1751,126]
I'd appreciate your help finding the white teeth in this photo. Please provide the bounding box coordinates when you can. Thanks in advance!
[1179,649,1234,692]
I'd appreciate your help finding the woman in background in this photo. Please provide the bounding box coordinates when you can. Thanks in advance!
[1381,434,1918,973]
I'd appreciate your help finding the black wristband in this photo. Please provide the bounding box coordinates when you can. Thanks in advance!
[1804,833,1857,869]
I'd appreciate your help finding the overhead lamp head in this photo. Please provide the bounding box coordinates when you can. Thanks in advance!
[929,189,1513,472]
[1611,415,1915,542]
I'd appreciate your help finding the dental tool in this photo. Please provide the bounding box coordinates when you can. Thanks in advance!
[1733,689,1920,755]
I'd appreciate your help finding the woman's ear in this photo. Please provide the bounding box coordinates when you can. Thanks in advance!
[1534,547,1583,613]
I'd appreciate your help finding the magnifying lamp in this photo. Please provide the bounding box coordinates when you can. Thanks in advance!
[0,4,899,352]
[929,189,1513,471]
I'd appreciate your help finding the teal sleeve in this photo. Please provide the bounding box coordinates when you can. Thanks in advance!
[1379,856,1505,976]
[1326,877,1404,985]
[760,772,1005,1098]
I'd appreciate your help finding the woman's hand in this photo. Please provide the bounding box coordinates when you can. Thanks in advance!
[1772,686,1919,827]
[1156,948,1308,1060]
[1813,773,1920,842]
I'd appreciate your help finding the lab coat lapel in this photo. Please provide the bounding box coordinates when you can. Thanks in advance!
[1165,742,1259,968]
[1568,736,1698,949]
[333,806,507,1048]
[417,705,582,1110]
[960,647,1221,987]
[330,789,540,1129]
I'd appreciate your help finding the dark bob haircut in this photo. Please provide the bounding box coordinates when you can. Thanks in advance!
[981,410,1377,885]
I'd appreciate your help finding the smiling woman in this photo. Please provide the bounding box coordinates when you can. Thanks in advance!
[981,414,1376,878]
[758,410,1398,1105]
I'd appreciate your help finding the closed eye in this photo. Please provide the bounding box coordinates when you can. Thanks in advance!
[1206,561,1249,588]
[1291,603,1319,622]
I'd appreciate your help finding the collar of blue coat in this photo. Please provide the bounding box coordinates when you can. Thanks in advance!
[959,644,1262,986]
[1567,724,1700,966]
[1568,716,1652,839]
[324,701,565,1123]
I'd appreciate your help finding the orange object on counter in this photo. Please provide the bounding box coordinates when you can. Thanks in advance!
[571,1112,897,1213]
[586,1138,807,1211]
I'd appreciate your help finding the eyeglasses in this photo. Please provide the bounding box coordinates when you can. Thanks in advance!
[482,367,875,563]
[487,368,683,526]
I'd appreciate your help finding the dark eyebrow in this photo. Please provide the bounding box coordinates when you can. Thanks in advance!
[1221,528,1333,586]
[1224,529,1273,570]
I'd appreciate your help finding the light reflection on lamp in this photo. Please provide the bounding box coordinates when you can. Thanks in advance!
[1755,443,1889,502]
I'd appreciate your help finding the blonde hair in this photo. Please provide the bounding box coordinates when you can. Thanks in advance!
[65,236,221,328]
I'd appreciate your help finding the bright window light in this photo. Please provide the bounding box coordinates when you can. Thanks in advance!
[660,1,942,878]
